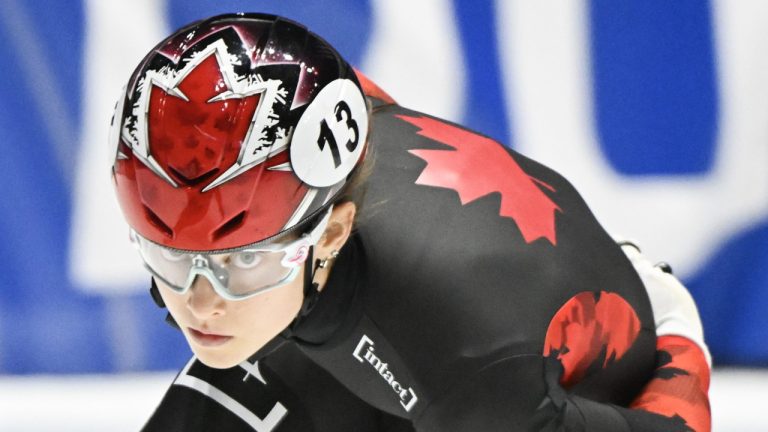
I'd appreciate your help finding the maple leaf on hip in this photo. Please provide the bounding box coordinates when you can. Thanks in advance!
[398,115,561,245]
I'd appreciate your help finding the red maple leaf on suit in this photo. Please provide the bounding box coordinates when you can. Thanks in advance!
[398,115,560,245]
[543,291,642,388]
[630,335,712,432]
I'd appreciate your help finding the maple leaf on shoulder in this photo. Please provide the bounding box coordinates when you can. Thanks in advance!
[398,114,561,245]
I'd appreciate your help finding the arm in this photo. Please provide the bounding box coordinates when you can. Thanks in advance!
[621,243,711,432]
[415,246,711,432]
[416,352,705,432]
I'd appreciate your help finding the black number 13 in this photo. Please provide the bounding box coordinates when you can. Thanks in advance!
[317,101,360,168]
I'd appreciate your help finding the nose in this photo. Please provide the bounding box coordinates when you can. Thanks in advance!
[186,274,226,320]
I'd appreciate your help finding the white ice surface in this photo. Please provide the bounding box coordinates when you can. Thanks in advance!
[0,368,764,431]
[0,372,173,432]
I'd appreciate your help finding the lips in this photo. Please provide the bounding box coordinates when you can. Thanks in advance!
[187,327,233,347]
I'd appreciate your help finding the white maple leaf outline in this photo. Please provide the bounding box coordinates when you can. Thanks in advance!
[121,38,291,191]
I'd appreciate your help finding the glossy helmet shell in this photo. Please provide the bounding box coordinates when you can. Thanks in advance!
[111,13,368,252]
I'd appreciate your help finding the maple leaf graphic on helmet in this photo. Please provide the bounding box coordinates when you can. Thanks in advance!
[399,115,561,245]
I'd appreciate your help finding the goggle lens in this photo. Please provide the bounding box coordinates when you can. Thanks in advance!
[136,241,299,299]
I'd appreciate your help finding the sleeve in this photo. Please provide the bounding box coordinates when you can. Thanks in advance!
[620,243,712,432]
[413,244,711,432]
[414,354,700,432]
[627,335,711,432]
[143,345,416,432]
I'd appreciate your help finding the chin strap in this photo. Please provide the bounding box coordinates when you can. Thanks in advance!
[283,246,323,337]
[149,278,165,307]
[150,278,180,330]
[284,247,341,339]
[302,246,324,316]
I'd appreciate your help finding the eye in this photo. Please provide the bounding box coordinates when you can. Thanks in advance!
[232,252,262,269]
[160,248,188,262]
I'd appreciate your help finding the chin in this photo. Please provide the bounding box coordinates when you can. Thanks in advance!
[193,349,246,369]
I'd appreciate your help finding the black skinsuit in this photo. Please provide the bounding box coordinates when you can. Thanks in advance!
[144,98,693,431]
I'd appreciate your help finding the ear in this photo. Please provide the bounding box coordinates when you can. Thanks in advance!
[316,201,357,255]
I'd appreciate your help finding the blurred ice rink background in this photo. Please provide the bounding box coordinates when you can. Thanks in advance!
[1,0,766,429]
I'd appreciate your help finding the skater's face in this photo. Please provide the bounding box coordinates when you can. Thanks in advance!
[156,263,305,369]
[156,202,357,368]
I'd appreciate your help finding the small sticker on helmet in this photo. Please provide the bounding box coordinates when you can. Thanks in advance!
[291,79,368,187]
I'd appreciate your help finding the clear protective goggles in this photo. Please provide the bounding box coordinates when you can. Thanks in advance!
[131,208,332,301]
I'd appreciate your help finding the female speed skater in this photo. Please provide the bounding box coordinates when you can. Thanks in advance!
[109,13,712,431]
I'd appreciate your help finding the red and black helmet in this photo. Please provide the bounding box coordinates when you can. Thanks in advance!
[110,13,368,252]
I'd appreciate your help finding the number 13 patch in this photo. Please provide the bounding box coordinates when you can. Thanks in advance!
[291,79,368,187]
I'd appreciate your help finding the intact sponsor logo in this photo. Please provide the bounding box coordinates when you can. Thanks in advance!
[353,334,419,412]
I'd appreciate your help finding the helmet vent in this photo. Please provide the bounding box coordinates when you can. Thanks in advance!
[212,211,247,240]
[143,206,173,238]
[168,166,219,187]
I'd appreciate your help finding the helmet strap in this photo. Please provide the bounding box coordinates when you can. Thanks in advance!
[150,278,181,330]
[165,312,180,330]
[149,278,165,307]
[284,246,323,336]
